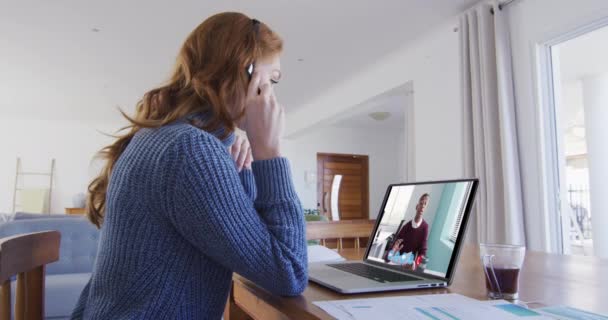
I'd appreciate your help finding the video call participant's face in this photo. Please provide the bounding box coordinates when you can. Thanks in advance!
[416,196,429,216]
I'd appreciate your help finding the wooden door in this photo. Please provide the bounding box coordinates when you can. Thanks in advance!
[317,153,369,220]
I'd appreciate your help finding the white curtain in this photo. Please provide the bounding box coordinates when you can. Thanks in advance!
[461,1,526,246]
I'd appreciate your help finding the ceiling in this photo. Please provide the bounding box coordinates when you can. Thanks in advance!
[0,0,478,123]
[328,84,411,131]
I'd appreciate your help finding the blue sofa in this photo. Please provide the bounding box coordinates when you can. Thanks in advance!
[0,216,99,319]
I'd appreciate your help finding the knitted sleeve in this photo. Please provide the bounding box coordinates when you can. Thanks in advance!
[238,169,257,201]
[165,131,308,296]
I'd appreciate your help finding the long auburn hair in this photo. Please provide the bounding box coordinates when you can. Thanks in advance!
[87,12,283,228]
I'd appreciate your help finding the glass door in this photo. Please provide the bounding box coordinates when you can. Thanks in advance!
[549,25,608,257]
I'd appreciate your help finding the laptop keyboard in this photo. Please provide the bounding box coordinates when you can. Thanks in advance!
[327,262,419,283]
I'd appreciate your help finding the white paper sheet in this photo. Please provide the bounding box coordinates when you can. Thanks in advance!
[314,294,554,320]
[307,245,346,263]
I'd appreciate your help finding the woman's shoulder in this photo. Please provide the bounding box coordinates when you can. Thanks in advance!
[145,121,225,149]
[131,121,230,176]
[161,121,231,160]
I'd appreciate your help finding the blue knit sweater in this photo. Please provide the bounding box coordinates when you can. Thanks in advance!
[71,118,308,319]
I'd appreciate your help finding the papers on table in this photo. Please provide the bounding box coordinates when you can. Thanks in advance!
[307,245,346,263]
[536,306,608,320]
[479,300,608,320]
[314,294,556,320]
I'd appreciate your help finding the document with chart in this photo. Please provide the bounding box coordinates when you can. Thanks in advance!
[314,294,554,320]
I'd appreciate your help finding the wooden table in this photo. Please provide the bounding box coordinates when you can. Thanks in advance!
[226,245,608,319]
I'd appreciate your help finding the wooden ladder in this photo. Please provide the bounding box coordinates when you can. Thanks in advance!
[11,158,55,214]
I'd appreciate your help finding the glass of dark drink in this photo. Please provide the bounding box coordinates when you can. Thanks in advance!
[480,243,525,300]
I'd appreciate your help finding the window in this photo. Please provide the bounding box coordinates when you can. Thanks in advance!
[547,26,608,256]
[382,186,414,227]
[449,183,473,243]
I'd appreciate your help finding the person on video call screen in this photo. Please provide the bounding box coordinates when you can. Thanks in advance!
[384,193,430,268]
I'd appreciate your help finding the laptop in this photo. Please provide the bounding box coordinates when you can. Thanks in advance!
[308,179,479,294]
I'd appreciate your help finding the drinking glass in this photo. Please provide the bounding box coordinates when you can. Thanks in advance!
[480,243,526,300]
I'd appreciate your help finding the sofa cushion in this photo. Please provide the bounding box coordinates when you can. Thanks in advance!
[0,212,14,223]
[0,217,99,274]
[14,212,78,220]
[11,273,91,319]
[46,273,91,318]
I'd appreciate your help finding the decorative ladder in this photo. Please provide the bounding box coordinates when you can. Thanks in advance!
[11,158,55,214]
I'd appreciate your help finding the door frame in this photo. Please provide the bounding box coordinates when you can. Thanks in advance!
[535,16,608,254]
[316,152,370,220]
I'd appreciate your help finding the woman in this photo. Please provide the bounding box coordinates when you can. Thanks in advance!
[71,12,307,319]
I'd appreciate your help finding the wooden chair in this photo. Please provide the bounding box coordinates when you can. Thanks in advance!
[0,231,60,320]
[306,220,376,250]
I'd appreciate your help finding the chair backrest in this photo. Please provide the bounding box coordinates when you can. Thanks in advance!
[306,220,376,250]
[0,217,99,275]
[0,230,60,320]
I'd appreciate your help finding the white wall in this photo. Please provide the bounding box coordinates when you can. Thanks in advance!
[282,18,467,240]
[507,0,608,252]
[397,127,407,180]
[0,118,401,218]
[0,117,122,214]
[286,19,463,182]
[283,127,404,219]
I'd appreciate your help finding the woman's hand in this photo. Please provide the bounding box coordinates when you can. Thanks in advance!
[242,72,284,161]
[229,135,253,172]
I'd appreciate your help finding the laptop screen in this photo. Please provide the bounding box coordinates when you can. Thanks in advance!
[366,179,477,279]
